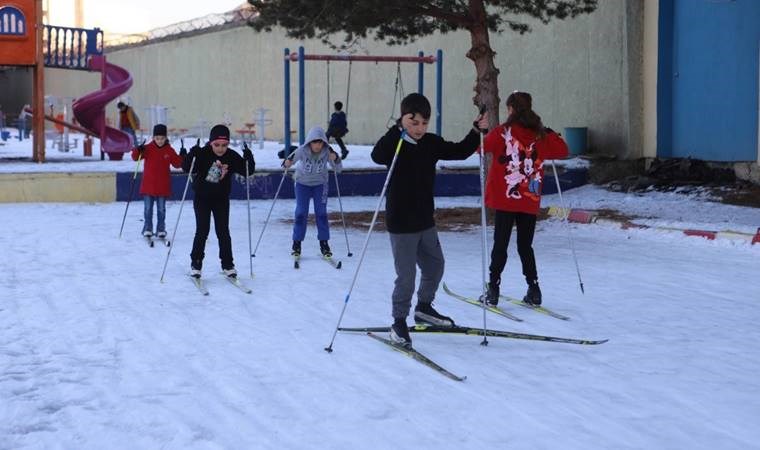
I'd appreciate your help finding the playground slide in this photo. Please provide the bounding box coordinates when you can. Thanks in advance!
[72,55,133,155]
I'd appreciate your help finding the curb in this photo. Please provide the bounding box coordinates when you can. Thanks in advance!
[545,206,760,245]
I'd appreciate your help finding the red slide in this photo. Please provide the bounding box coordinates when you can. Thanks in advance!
[73,55,134,158]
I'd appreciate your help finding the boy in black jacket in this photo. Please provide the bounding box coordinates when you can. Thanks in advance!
[371,93,488,347]
[181,124,255,279]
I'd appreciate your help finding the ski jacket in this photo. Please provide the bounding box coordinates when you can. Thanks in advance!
[182,144,255,200]
[482,123,569,215]
[131,141,183,197]
[372,125,480,233]
[327,111,348,137]
[291,127,342,186]
[119,106,139,130]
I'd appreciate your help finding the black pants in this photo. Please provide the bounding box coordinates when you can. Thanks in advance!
[489,211,538,284]
[191,196,234,270]
[327,132,348,156]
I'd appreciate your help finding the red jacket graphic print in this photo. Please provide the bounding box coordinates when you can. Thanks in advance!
[482,123,569,215]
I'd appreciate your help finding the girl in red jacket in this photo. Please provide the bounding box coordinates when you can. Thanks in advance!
[131,124,183,239]
[481,92,569,306]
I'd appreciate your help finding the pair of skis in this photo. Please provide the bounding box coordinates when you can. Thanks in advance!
[346,324,608,382]
[442,282,570,321]
[293,253,342,270]
[144,235,170,248]
[190,274,252,296]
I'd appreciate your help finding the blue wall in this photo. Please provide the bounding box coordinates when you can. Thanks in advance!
[116,169,588,202]
[658,0,759,161]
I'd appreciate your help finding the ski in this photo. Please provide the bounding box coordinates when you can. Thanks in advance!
[144,236,154,247]
[501,295,571,321]
[367,332,466,382]
[189,275,209,296]
[341,325,608,346]
[224,275,252,294]
[322,254,342,269]
[441,282,523,322]
[154,237,171,247]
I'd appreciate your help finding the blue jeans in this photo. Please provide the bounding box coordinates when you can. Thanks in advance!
[142,196,166,234]
[121,126,137,146]
[292,182,329,242]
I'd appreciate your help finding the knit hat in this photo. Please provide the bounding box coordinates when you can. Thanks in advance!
[209,124,230,143]
[152,124,167,137]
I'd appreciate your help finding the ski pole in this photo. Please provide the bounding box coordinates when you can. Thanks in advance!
[244,143,254,279]
[476,105,489,346]
[160,156,196,283]
[325,131,406,353]
[332,167,353,257]
[251,149,297,258]
[550,160,585,294]
[118,144,144,238]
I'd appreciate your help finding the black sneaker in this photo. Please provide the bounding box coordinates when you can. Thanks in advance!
[319,240,332,257]
[414,302,455,327]
[479,281,500,306]
[291,240,301,256]
[524,280,542,306]
[389,318,412,348]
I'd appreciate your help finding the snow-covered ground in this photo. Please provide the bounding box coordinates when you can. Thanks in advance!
[1,134,760,449]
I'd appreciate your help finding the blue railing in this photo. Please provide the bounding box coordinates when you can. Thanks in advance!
[43,25,103,70]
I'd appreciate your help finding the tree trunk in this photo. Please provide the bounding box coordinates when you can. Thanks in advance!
[466,0,501,128]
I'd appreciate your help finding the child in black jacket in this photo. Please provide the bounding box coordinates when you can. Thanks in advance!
[181,124,255,279]
[371,93,488,347]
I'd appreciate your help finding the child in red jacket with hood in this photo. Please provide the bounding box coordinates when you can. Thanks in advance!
[131,124,183,239]
[481,92,569,307]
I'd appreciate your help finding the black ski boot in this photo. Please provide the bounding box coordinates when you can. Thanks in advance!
[291,240,301,256]
[414,302,455,327]
[190,259,203,278]
[390,318,412,348]
[319,240,332,257]
[523,280,542,306]
[480,277,500,306]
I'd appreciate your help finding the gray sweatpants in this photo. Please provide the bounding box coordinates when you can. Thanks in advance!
[388,227,445,320]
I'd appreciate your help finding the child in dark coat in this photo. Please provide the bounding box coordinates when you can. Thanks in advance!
[371,93,488,348]
[181,124,255,279]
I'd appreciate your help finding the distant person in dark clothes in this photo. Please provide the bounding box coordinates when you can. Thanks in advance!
[371,93,488,348]
[117,101,139,146]
[326,101,349,160]
[181,124,255,279]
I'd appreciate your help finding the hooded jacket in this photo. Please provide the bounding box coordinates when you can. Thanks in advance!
[291,126,342,186]
[482,123,569,215]
[182,143,255,199]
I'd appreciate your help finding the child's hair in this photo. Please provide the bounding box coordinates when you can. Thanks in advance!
[334,101,343,111]
[400,93,431,120]
[505,91,545,138]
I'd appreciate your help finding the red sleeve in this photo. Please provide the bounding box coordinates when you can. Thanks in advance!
[482,125,504,155]
[131,149,140,161]
[537,131,569,160]
[167,145,183,168]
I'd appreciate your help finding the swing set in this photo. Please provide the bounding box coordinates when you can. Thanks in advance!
[283,46,443,151]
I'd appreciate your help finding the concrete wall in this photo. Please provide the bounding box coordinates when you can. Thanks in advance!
[43,1,642,157]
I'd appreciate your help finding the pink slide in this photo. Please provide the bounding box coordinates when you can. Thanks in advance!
[73,55,134,158]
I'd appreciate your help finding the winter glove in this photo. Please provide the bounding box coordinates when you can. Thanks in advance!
[179,138,188,157]
[242,142,254,162]
[137,140,146,154]
[190,138,201,153]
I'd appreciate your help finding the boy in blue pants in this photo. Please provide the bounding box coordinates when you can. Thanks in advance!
[284,126,342,258]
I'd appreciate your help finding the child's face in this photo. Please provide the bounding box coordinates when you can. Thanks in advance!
[153,136,167,146]
[404,113,429,141]
[211,140,229,156]
[309,140,324,153]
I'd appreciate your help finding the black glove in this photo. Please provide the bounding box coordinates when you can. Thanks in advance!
[190,138,201,153]
[137,139,146,154]
[243,145,253,162]
[179,146,187,157]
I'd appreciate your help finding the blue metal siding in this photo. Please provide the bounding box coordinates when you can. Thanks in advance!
[659,0,759,161]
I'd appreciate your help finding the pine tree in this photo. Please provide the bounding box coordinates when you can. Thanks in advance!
[247,0,597,125]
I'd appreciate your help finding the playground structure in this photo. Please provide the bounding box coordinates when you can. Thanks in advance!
[283,46,442,152]
[0,0,134,162]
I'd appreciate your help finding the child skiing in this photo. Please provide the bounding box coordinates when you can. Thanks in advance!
[283,126,342,261]
[480,91,569,307]
[181,124,255,279]
[130,124,183,242]
[371,93,488,348]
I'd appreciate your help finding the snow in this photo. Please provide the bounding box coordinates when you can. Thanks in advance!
[1,135,760,449]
